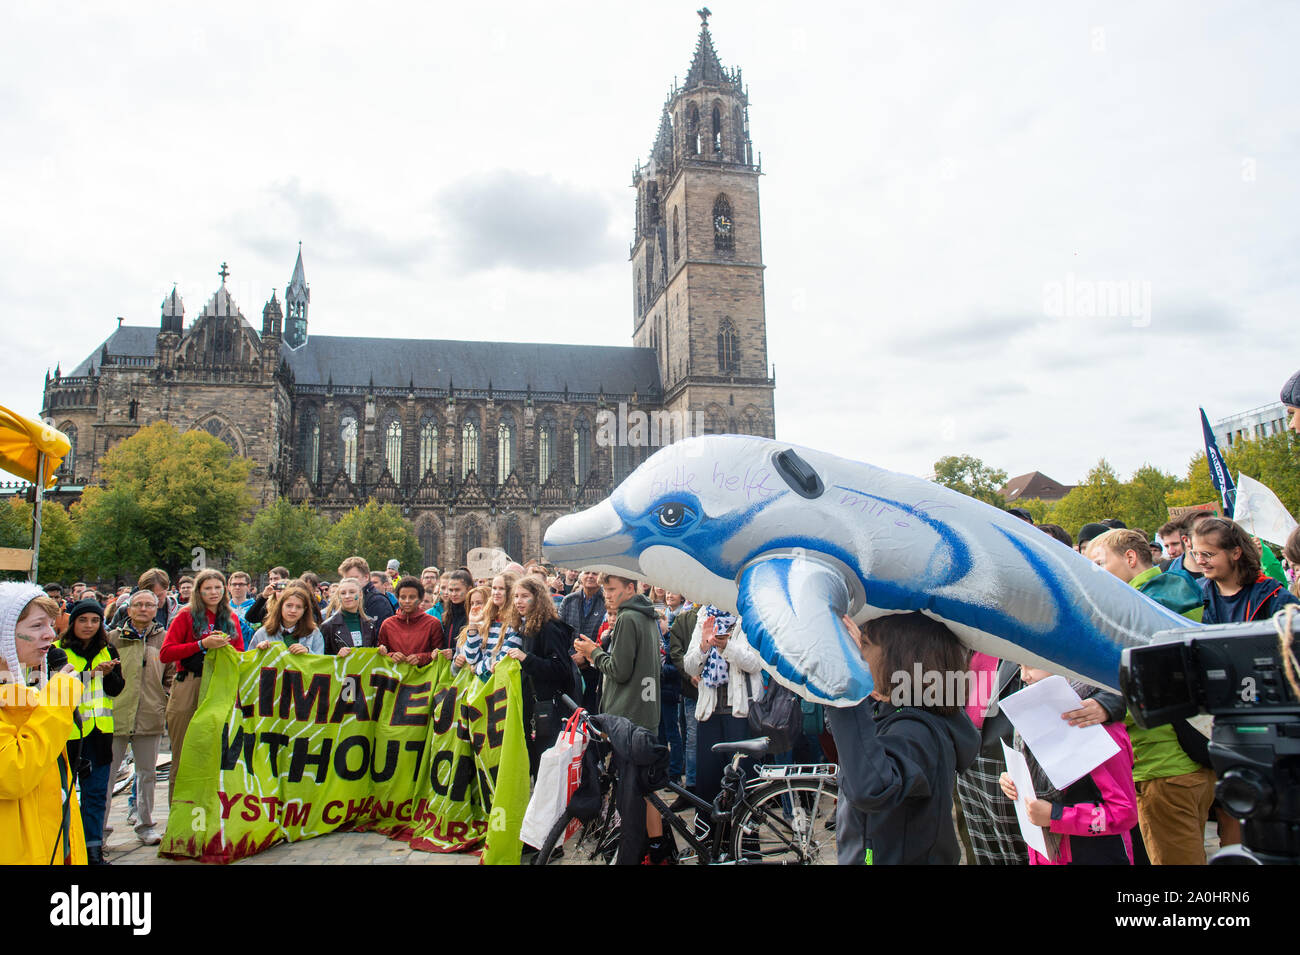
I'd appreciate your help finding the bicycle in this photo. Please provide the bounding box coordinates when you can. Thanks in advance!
[533,698,838,865]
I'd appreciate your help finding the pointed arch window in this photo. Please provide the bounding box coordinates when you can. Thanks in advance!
[460,519,483,559]
[718,318,740,373]
[461,413,480,480]
[572,416,592,485]
[504,517,524,562]
[419,415,438,480]
[712,104,723,154]
[382,412,402,480]
[60,424,77,479]
[497,413,515,484]
[688,104,700,156]
[538,413,557,482]
[672,207,680,263]
[339,408,358,483]
[298,409,320,483]
[733,105,745,161]
[418,519,440,567]
[713,195,734,252]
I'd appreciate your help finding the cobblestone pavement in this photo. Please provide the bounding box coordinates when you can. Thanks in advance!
[103,761,484,866]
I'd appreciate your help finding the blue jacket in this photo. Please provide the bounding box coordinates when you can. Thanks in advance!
[1201,574,1299,625]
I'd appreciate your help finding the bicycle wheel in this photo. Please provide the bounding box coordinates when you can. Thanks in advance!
[534,790,621,865]
[729,777,838,864]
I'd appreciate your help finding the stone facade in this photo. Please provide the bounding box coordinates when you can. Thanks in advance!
[40,16,776,572]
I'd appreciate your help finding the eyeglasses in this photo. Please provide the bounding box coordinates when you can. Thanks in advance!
[1190,550,1220,562]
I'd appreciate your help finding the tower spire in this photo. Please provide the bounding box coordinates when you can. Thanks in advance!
[684,9,726,88]
[284,242,310,349]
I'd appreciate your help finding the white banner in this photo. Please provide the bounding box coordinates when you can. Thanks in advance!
[1233,473,1297,546]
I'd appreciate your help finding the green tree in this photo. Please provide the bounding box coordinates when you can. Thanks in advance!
[1010,498,1052,524]
[932,454,1008,508]
[75,421,254,581]
[1164,452,1217,511]
[0,497,81,583]
[321,501,421,577]
[1223,431,1300,517]
[236,499,333,578]
[1120,464,1186,536]
[1047,459,1123,537]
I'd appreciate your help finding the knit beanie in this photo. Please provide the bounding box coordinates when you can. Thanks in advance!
[0,581,49,680]
[66,598,106,631]
[1282,369,1300,409]
[1077,523,1111,548]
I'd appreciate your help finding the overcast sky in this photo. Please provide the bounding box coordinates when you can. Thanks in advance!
[2,0,1296,486]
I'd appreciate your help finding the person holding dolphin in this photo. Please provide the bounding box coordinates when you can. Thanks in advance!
[827,612,980,865]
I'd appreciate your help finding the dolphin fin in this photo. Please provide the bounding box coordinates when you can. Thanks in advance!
[737,555,873,706]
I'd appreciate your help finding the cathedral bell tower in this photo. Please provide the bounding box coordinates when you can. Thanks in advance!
[630,10,775,439]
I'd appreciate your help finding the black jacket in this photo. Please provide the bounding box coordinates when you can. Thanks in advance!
[829,698,980,865]
[362,583,395,627]
[519,619,582,710]
[320,610,381,655]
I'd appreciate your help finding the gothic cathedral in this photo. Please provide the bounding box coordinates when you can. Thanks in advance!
[39,14,776,570]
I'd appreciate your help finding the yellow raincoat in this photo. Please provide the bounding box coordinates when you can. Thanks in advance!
[0,674,87,864]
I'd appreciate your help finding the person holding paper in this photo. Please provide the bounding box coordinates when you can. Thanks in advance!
[999,665,1137,866]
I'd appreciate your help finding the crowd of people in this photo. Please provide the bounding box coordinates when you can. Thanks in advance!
[4,365,1300,866]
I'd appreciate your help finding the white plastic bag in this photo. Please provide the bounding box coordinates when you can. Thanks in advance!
[520,710,587,849]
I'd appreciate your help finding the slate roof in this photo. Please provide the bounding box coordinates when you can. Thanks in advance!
[66,326,663,397]
[68,326,158,376]
[1000,471,1075,503]
[284,335,662,396]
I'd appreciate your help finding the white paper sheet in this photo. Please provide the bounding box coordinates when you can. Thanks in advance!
[997,674,1120,790]
[1001,741,1051,858]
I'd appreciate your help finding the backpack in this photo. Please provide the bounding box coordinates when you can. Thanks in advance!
[747,680,804,753]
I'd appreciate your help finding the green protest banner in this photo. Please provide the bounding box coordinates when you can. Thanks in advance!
[160,646,530,864]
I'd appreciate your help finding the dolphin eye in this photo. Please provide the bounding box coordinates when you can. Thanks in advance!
[653,502,695,529]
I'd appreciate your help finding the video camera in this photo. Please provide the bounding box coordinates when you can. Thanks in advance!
[1120,615,1300,865]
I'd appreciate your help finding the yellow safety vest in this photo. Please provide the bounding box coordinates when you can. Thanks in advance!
[63,645,114,740]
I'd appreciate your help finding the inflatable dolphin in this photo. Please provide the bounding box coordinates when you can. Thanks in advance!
[543,435,1199,705]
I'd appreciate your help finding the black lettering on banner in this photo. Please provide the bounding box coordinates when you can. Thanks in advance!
[221,724,256,773]
[330,675,370,723]
[371,739,402,782]
[370,673,400,716]
[484,687,508,748]
[392,681,432,726]
[333,735,370,781]
[429,686,458,733]
[429,749,454,796]
[457,701,484,750]
[235,683,254,718]
[279,670,332,723]
[428,749,479,803]
[259,666,278,716]
[260,732,290,775]
[289,735,333,783]
[405,739,426,783]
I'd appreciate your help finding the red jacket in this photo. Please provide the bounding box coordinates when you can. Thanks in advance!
[159,608,245,667]
[377,612,445,666]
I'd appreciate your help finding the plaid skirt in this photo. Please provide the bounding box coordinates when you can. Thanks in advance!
[956,752,1028,866]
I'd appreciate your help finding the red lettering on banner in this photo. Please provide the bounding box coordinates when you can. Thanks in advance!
[260,796,282,821]
[241,794,261,822]
[447,821,468,842]
[217,790,242,820]
[396,800,413,822]
[345,797,372,822]
[282,801,311,827]
[322,800,344,825]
